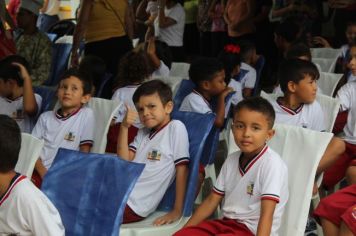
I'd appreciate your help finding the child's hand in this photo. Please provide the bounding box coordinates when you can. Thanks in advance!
[147,37,156,55]
[153,210,181,226]
[313,36,331,48]
[121,105,138,128]
[219,87,234,100]
[12,62,30,81]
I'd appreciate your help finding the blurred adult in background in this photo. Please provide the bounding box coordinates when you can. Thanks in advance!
[0,0,16,59]
[37,0,60,32]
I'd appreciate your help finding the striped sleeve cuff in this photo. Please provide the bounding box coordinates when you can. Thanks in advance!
[174,157,189,166]
[80,140,94,147]
[129,145,137,153]
[261,194,280,203]
[212,187,225,196]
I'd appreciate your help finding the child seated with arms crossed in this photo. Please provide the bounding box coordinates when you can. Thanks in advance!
[267,59,345,190]
[117,80,190,225]
[32,68,95,184]
[174,97,289,236]
[106,50,151,153]
[0,115,64,235]
[323,43,356,189]
[0,55,42,133]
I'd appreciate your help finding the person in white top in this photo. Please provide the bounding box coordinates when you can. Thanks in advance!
[174,97,288,236]
[32,68,95,182]
[117,80,189,225]
[324,44,356,188]
[0,115,64,236]
[270,59,345,190]
[0,55,41,133]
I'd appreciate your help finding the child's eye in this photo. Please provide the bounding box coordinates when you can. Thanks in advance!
[234,124,244,129]
[148,104,156,109]
[252,126,260,131]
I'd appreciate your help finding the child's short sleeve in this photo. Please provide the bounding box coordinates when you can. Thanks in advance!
[128,129,145,153]
[170,121,190,166]
[337,83,354,111]
[79,109,95,146]
[179,93,213,114]
[32,113,45,139]
[244,68,257,89]
[213,156,230,196]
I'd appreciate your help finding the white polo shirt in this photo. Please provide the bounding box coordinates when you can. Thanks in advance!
[111,85,142,128]
[179,90,212,114]
[0,94,42,133]
[269,97,326,132]
[213,146,288,236]
[0,174,64,236]
[152,60,170,77]
[337,81,356,145]
[32,107,95,169]
[228,79,243,105]
[240,62,257,89]
[127,120,189,217]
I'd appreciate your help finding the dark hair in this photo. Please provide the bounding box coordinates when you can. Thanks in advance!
[79,55,106,92]
[218,45,241,84]
[275,20,300,43]
[0,55,31,87]
[0,115,21,173]
[189,57,224,86]
[233,97,275,128]
[286,42,312,61]
[59,68,93,95]
[133,80,172,105]
[278,59,319,94]
[346,21,356,28]
[116,50,151,88]
[239,40,256,62]
[154,40,172,69]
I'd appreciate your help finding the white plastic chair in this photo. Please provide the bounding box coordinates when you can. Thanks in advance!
[316,94,340,132]
[311,48,342,59]
[169,62,190,79]
[312,58,338,73]
[317,72,343,97]
[15,133,44,177]
[154,76,186,97]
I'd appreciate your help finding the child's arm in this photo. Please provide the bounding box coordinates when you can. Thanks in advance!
[243,87,253,98]
[35,158,47,178]
[13,63,38,116]
[146,37,161,70]
[256,199,277,236]
[153,164,188,225]
[157,0,176,28]
[79,144,91,153]
[117,105,137,161]
[215,87,234,128]
[184,192,223,227]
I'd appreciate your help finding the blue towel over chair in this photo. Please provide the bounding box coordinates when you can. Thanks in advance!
[41,148,145,236]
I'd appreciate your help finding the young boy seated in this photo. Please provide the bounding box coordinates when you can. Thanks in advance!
[0,55,42,133]
[179,57,233,128]
[0,114,64,235]
[267,59,345,187]
[32,68,95,182]
[174,97,289,236]
[117,80,189,225]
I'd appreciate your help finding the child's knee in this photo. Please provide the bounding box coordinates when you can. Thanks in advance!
[328,137,346,156]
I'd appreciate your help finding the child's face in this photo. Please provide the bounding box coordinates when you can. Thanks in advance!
[346,25,356,44]
[57,76,90,113]
[136,92,173,130]
[232,108,274,157]
[290,75,317,104]
[206,70,226,96]
[348,46,356,76]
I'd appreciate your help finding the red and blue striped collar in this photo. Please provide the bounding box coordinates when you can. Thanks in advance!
[148,120,171,139]
[277,98,304,115]
[238,145,268,176]
[0,174,26,206]
[55,107,82,121]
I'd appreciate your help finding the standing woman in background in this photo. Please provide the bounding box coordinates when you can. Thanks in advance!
[71,0,134,98]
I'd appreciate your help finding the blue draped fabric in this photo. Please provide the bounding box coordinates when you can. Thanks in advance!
[41,148,145,236]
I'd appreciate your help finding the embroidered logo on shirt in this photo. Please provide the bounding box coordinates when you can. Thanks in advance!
[247,182,254,196]
[11,109,24,120]
[64,132,76,142]
[147,149,161,161]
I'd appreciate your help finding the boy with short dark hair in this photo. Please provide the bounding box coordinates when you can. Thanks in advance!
[0,55,42,133]
[267,59,345,182]
[174,97,289,236]
[179,57,233,128]
[117,79,190,225]
[32,68,95,180]
[0,114,64,235]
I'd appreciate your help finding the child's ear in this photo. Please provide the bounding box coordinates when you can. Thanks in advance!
[164,101,174,114]
[266,129,275,142]
[287,81,297,93]
[201,81,211,90]
[81,94,91,104]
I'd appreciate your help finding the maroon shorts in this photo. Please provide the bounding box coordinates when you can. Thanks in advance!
[105,123,139,153]
[323,142,356,189]
[314,184,356,228]
[333,110,348,134]
[31,170,42,188]
[122,205,145,224]
[173,218,254,236]
[341,204,356,235]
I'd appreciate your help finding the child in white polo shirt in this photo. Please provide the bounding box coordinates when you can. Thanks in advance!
[0,115,64,235]
[267,59,345,190]
[32,68,95,184]
[0,55,42,133]
[117,80,189,225]
[174,97,289,236]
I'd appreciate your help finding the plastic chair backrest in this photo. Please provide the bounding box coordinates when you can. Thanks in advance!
[41,148,145,236]
[154,76,185,97]
[173,79,196,111]
[268,124,332,236]
[156,111,215,216]
[312,57,337,73]
[316,94,340,132]
[311,48,342,59]
[46,33,57,42]
[47,19,76,41]
[169,62,190,78]
[15,133,44,177]
[33,86,57,113]
[253,55,265,96]
[317,72,343,96]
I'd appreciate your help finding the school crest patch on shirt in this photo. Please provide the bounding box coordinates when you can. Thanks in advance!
[147,149,161,161]
[247,182,254,196]
[64,132,76,142]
